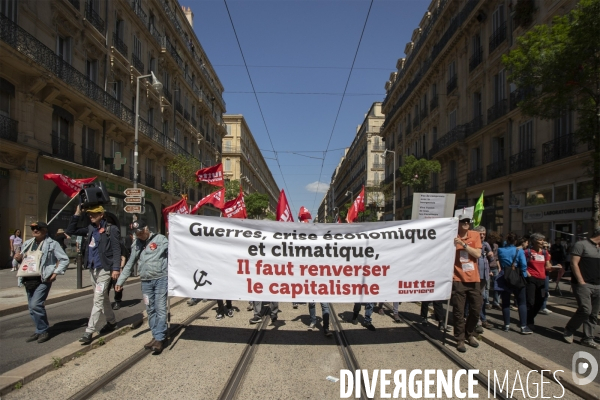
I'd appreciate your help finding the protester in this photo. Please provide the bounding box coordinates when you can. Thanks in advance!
[420,301,449,331]
[451,212,483,353]
[351,303,375,331]
[524,233,552,328]
[250,301,279,324]
[54,228,69,251]
[107,238,130,310]
[308,302,332,336]
[470,226,494,332]
[116,219,169,353]
[14,222,69,343]
[486,230,502,310]
[66,205,121,345]
[497,232,531,334]
[9,229,22,271]
[539,239,555,314]
[562,227,600,349]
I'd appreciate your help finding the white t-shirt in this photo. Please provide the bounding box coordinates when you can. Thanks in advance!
[10,235,23,250]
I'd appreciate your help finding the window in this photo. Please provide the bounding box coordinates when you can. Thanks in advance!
[81,126,95,150]
[147,108,154,126]
[52,113,69,141]
[421,134,427,156]
[472,32,481,54]
[56,36,72,64]
[162,71,170,91]
[470,147,481,171]
[0,79,13,117]
[224,158,231,171]
[554,111,572,138]
[492,136,505,162]
[111,140,121,155]
[448,110,457,130]
[86,59,98,83]
[145,158,154,175]
[554,184,574,202]
[111,81,122,101]
[162,120,169,136]
[492,4,505,33]
[448,61,456,80]
[175,127,181,144]
[518,120,533,151]
[432,126,437,143]
[473,91,482,117]
[448,160,457,180]
[576,180,593,199]
[149,56,156,75]
[115,18,125,41]
[1,0,17,21]
[184,136,188,152]
[494,69,506,103]
[133,35,142,58]
[431,83,437,97]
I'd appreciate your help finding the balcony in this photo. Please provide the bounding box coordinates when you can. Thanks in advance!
[469,46,483,72]
[412,115,420,129]
[372,163,384,170]
[445,178,458,192]
[0,114,18,142]
[112,32,128,57]
[431,125,465,155]
[405,124,412,136]
[509,88,534,111]
[110,164,125,177]
[486,159,506,181]
[467,169,483,186]
[184,109,190,121]
[510,149,536,174]
[384,174,395,185]
[487,99,508,124]
[67,0,80,10]
[191,116,197,128]
[366,180,381,187]
[149,24,162,45]
[81,147,100,169]
[446,75,457,94]
[372,143,386,151]
[51,132,75,161]
[420,107,428,120]
[430,95,438,111]
[175,100,183,115]
[464,115,484,137]
[131,53,144,73]
[145,173,156,189]
[161,36,183,69]
[131,0,147,25]
[489,22,507,54]
[163,86,172,101]
[85,1,104,33]
[542,134,576,164]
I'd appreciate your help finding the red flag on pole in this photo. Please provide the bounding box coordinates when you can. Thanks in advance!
[44,174,96,198]
[223,186,247,218]
[276,189,294,222]
[195,163,224,187]
[346,186,365,223]
[162,195,190,229]
[190,188,225,214]
[298,206,312,222]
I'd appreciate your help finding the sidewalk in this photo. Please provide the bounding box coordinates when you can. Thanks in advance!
[0,264,140,317]
[543,277,579,318]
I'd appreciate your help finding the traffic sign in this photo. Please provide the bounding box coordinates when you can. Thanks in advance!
[124,205,145,213]
[124,196,145,204]
[124,188,145,197]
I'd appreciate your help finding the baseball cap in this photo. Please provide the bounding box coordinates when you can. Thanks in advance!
[131,219,147,231]
[30,221,48,229]
[86,205,105,213]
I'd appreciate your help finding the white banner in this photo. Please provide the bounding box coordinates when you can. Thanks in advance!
[168,215,458,303]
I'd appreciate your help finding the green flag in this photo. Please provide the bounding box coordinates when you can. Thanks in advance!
[473,191,484,228]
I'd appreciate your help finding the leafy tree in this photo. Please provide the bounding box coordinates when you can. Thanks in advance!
[359,209,379,222]
[265,211,276,221]
[245,192,270,219]
[338,202,351,221]
[163,154,201,196]
[398,155,441,193]
[225,180,240,201]
[502,0,600,228]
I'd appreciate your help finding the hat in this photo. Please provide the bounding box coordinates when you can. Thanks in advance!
[454,206,474,221]
[131,219,147,231]
[86,205,105,213]
[56,228,65,234]
[30,221,48,229]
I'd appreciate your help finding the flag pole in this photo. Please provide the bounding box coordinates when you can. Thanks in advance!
[47,195,79,225]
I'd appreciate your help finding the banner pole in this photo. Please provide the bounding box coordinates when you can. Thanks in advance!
[442,298,451,347]
[47,195,78,225]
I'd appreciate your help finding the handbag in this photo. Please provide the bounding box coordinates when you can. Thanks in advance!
[16,240,44,278]
[503,250,526,290]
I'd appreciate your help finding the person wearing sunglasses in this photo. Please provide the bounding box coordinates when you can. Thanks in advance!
[13,222,69,343]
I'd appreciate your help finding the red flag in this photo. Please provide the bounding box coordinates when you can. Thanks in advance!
[195,163,224,187]
[276,189,294,222]
[337,215,342,224]
[346,186,365,223]
[191,188,225,214]
[162,195,190,228]
[223,186,247,219]
[44,174,96,198]
[298,206,312,222]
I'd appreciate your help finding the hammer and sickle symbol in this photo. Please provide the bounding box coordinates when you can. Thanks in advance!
[193,269,212,290]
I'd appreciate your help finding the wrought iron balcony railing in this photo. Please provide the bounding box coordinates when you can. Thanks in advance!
[469,46,483,72]
[184,110,190,121]
[175,100,183,115]
[464,115,484,137]
[430,95,438,111]
[489,22,507,53]
[149,24,162,45]
[131,53,143,72]
[372,144,386,151]
[486,159,506,181]
[85,1,104,33]
[51,132,75,161]
[131,0,147,25]
[510,149,536,174]
[81,147,100,169]
[110,164,125,177]
[145,173,156,189]
[430,124,465,155]
[445,178,458,192]
[487,99,508,124]
[542,134,576,164]
[467,169,483,186]
[371,163,384,170]
[113,32,128,57]
[0,114,18,142]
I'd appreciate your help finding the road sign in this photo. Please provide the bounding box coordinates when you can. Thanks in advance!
[124,196,145,204]
[124,205,145,214]
[124,188,145,197]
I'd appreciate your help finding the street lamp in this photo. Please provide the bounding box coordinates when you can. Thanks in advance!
[133,71,162,189]
[346,190,353,201]
[382,149,396,221]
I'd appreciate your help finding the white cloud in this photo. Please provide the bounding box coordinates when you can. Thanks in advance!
[305,181,329,193]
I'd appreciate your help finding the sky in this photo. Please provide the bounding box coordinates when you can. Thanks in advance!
[190,0,430,218]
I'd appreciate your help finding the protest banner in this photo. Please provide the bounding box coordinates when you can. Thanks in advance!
[168,215,458,302]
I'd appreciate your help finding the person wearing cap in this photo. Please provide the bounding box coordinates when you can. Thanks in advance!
[66,204,122,345]
[116,219,169,354]
[13,222,69,343]
[451,208,483,353]
[562,227,600,349]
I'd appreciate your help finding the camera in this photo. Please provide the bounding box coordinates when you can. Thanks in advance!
[79,181,110,209]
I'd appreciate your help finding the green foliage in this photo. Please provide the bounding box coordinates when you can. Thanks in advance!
[245,192,270,219]
[398,156,441,193]
[97,337,105,346]
[163,154,202,196]
[14,381,23,390]
[338,203,351,220]
[225,180,240,201]
[52,357,63,369]
[265,211,276,221]
[359,209,379,222]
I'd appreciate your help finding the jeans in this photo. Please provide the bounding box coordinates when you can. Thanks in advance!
[308,302,330,329]
[489,269,500,306]
[451,281,481,341]
[352,303,374,324]
[565,283,600,343]
[141,276,168,341]
[26,282,52,334]
[253,301,279,318]
[86,268,116,334]
[501,285,527,327]
[526,276,546,325]
[541,275,550,310]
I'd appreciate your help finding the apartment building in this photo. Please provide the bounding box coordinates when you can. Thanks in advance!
[222,115,280,213]
[380,0,593,242]
[0,0,226,261]
[324,102,385,221]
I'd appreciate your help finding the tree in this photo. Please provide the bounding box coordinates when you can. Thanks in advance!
[163,154,201,197]
[245,192,269,219]
[502,0,600,228]
[265,211,276,221]
[398,155,441,193]
[225,180,240,201]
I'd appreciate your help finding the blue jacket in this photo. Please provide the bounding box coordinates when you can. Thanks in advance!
[18,237,70,286]
[497,245,527,277]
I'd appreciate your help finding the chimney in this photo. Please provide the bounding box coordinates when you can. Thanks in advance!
[182,6,193,28]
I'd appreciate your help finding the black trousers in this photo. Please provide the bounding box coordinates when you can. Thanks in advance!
[217,300,232,314]
[107,278,123,302]
[526,276,546,326]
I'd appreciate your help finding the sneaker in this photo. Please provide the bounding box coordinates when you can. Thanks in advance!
[466,336,479,348]
[562,331,574,344]
[111,301,121,310]
[393,313,403,323]
[364,322,376,331]
[246,304,254,311]
[187,299,200,306]
[581,341,599,350]
[481,320,493,330]
[456,340,466,353]
[421,317,429,326]
[99,322,117,334]
[520,326,533,335]
[249,316,262,324]
[324,328,333,337]
[308,322,316,331]
[439,322,452,332]
[502,325,510,332]
[539,308,552,315]
[475,325,484,334]
[79,332,93,344]
[227,309,234,318]
[37,332,50,343]
[293,303,298,309]
[351,318,358,325]
[216,313,224,320]
[26,333,39,343]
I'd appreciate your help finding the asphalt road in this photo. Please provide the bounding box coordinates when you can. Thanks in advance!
[0,282,147,374]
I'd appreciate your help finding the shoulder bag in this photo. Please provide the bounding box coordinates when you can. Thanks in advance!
[503,249,526,290]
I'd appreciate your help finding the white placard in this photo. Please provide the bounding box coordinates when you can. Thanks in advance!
[411,193,456,220]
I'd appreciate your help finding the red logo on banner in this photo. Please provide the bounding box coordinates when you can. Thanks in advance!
[276,189,294,222]
[191,188,225,214]
[43,174,97,198]
[223,187,247,219]
[195,164,224,187]
[346,186,365,223]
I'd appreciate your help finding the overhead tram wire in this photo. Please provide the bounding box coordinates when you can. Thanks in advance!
[223,0,296,211]
[310,0,375,212]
